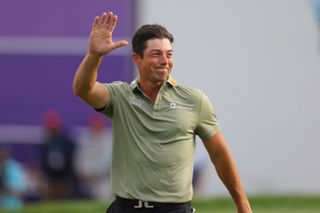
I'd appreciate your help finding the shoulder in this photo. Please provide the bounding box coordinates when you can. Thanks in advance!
[104,81,132,95]
[174,83,206,99]
[173,83,215,111]
[104,81,130,89]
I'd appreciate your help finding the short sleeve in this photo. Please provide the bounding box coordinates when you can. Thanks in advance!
[94,83,115,118]
[195,93,220,141]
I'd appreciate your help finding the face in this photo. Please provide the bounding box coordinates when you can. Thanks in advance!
[133,38,173,84]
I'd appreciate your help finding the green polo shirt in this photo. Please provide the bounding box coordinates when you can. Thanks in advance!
[100,76,219,202]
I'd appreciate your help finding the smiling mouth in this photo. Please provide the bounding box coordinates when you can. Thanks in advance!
[155,67,168,72]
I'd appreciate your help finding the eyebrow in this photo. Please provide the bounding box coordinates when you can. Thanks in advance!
[149,49,173,53]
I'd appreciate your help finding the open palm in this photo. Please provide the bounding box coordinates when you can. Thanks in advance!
[89,12,128,56]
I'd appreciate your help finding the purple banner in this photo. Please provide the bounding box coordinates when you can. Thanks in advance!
[0,0,134,37]
[0,0,135,127]
[0,55,133,126]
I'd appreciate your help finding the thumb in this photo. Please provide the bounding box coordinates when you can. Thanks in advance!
[113,40,129,49]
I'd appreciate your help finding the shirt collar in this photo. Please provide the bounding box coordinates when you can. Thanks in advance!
[167,75,177,86]
[130,75,177,91]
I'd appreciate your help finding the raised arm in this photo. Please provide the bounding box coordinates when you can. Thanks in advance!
[72,12,128,109]
[203,130,252,213]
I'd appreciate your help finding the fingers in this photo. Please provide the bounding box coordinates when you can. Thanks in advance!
[105,12,113,26]
[92,12,118,31]
[91,16,99,29]
[100,12,111,25]
[109,15,118,32]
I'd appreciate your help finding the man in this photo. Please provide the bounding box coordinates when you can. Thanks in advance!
[74,114,113,200]
[73,12,252,213]
[41,110,76,200]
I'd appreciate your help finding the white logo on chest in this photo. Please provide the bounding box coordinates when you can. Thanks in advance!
[128,96,144,107]
[169,103,177,109]
[169,102,194,110]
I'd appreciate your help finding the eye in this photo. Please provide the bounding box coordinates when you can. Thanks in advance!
[151,52,160,57]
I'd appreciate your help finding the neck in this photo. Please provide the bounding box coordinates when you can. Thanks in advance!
[138,79,165,103]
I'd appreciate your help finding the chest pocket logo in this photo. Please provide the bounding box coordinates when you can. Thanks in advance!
[169,102,194,110]
[169,103,177,109]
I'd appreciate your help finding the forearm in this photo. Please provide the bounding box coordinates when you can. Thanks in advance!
[212,149,252,213]
[73,12,127,108]
[72,53,103,97]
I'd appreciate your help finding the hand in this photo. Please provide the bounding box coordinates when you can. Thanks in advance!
[89,12,128,56]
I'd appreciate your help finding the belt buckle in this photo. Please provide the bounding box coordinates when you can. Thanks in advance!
[133,200,154,208]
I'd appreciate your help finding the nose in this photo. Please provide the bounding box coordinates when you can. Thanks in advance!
[159,55,169,65]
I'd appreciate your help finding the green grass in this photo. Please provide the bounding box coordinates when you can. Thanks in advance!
[1,195,320,213]
[192,195,320,213]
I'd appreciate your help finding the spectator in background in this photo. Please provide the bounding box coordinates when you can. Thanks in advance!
[41,110,76,200]
[74,114,112,201]
[0,147,26,210]
[310,0,320,25]
[310,0,320,48]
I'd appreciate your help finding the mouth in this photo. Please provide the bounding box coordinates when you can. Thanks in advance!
[155,67,168,72]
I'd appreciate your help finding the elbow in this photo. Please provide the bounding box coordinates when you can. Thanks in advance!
[72,83,81,97]
[72,82,88,98]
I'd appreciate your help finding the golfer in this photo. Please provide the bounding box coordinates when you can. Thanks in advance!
[73,12,252,213]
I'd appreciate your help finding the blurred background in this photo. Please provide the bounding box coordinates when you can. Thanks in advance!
[1,0,320,211]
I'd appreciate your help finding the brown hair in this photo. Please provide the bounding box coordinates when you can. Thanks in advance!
[132,24,174,58]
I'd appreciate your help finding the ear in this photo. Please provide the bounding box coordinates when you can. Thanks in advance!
[132,52,141,64]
